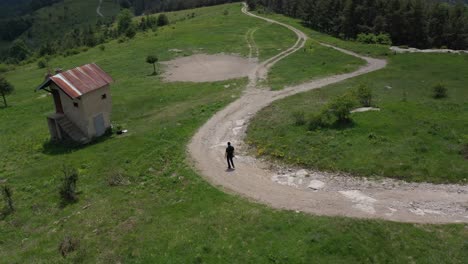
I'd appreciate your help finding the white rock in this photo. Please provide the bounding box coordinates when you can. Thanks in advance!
[295,169,308,177]
[308,180,325,190]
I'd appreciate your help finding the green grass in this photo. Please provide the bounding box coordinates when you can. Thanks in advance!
[1,3,467,262]
[253,11,391,57]
[253,22,297,61]
[247,53,468,183]
[267,40,365,90]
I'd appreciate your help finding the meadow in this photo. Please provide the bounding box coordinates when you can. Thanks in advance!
[247,52,468,183]
[0,3,467,262]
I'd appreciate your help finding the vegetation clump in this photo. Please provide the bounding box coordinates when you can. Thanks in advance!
[356,33,392,45]
[292,111,306,126]
[0,76,14,107]
[353,83,373,107]
[157,14,169,27]
[1,185,14,217]
[432,83,448,99]
[146,55,159,75]
[308,94,357,130]
[58,236,80,258]
[59,167,79,205]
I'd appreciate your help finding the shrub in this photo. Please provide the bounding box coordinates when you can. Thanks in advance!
[292,111,306,126]
[375,33,392,45]
[1,185,14,215]
[157,14,169,26]
[223,10,229,16]
[59,236,80,258]
[125,26,136,39]
[37,59,47,69]
[0,63,15,73]
[353,84,372,107]
[357,33,392,45]
[107,171,130,186]
[99,45,105,51]
[432,83,447,99]
[59,167,79,205]
[308,112,330,130]
[327,94,357,124]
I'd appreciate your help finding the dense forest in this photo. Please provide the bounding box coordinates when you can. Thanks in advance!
[0,0,237,63]
[120,0,237,15]
[247,0,468,49]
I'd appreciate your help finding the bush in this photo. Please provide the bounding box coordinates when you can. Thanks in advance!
[59,167,79,205]
[1,185,14,215]
[0,63,15,73]
[432,83,447,99]
[353,84,372,107]
[125,26,136,39]
[327,94,357,124]
[292,111,306,126]
[37,59,47,69]
[157,14,169,27]
[308,112,332,130]
[357,33,392,45]
[376,33,392,45]
[59,236,80,258]
[99,45,105,51]
[107,171,130,186]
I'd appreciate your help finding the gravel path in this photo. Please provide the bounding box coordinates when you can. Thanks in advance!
[187,3,468,224]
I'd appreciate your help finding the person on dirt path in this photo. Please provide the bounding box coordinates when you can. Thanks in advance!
[225,142,235,170]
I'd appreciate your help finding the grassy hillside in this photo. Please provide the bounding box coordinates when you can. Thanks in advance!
[248,52,468,183]
[1,3,467,262]
[26,0,119,46]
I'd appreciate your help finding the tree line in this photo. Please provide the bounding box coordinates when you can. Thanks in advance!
[120,0,237,15]
[247,0,468,49]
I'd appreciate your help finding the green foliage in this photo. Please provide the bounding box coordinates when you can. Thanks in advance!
[248,53,468,183]
[248,0,468,49]
[125,25,137,39]
[0,76,14,107]
[157,14,169,27]
[8,39,30,62]
[58,236,80,258]
[327,94,357,124]
[0,63,15,73]
[37,60,46,69]
[146,55,159,75]
[292,111,305,126]
[1,185,14,215]
[353,83,373,107]
[357,33,392,45]
[432,83,448,99]
[2,4,468,261]
[59,167,79,205]
[117,9,133,34]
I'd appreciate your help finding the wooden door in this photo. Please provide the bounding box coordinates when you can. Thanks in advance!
[51,89,63,114]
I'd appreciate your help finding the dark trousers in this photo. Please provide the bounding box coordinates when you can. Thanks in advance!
[227,155,235,169]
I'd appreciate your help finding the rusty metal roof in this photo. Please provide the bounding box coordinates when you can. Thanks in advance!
[37,63,113,99]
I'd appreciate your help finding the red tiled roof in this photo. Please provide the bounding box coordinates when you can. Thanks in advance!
[39,63,113,99]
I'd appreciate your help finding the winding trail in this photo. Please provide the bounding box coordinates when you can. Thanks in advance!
[96,0,104,18]
[188,4,468,224]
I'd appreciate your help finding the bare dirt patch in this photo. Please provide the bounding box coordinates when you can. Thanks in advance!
[162,54,258,83]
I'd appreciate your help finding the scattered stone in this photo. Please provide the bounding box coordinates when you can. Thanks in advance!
[351,107,380,113]
[308,180,325,190]
[295,169,308,177]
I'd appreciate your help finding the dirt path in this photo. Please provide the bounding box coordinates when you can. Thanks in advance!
[96,0,104,18]
[187,4,468,224]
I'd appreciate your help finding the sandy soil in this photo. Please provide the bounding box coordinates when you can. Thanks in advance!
[187,4,468,224]
[162,54,258,83]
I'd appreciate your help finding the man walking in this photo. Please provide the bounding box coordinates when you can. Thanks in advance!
[225,142,235,170]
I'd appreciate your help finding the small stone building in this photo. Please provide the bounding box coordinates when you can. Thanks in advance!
[37,63,114,143]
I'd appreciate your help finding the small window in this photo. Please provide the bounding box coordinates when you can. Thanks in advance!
[101,94,107,100]
[73,102,79,108]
